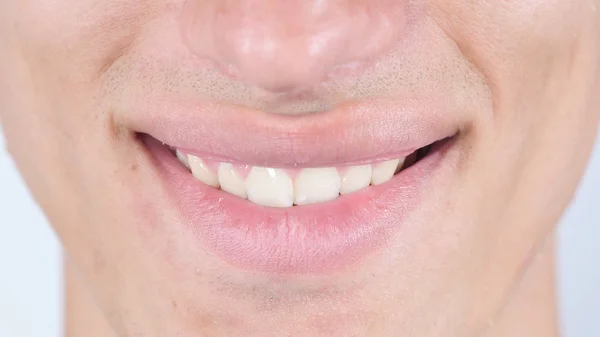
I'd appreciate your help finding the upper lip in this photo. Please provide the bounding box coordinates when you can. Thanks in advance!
[127,95,460,167]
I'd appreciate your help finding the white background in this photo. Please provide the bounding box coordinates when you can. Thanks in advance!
[0,129,599,337]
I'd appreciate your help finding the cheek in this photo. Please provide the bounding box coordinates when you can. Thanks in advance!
[435,0,600,172]
[12,0,158,87]
[434,0,596,96]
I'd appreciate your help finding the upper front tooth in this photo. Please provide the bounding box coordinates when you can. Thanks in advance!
[182,153,405,206]
[188,155,219,187]
[371,159,403,185]
[218,163,247,199]
[176,150,190,169]
[340,165,372,195]
[246,167,294,208]
[294,168,341,205]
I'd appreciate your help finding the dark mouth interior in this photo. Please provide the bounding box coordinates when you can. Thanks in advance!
[395,137,447,175]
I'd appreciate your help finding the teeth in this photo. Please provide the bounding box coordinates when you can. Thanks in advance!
[371,159,403,186]
[188,155,219,188]
[175,150,190,169]
[218,163,247,199]
[340,165,372,195]
[246,167,294,208]
[176,154,410,207]
[294,168,341,205]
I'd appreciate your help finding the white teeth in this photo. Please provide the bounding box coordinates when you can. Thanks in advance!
[371,159,403,186]
[176,150,190,169]
[340,165,372,195]
[179,154,409,207]
[188,155,220,188]
[294,168,341,205]
[246,167,294,208]
[218,163,247,199]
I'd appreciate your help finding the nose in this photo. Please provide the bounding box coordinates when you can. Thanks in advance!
[180,0,406,92]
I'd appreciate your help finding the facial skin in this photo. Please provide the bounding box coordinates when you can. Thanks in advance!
[1,0,599,336]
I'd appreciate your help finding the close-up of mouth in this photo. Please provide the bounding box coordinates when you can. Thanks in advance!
[134,97,464,274]
[3,0,599,335]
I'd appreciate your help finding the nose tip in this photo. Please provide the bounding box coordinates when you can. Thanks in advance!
[180,0,406,92]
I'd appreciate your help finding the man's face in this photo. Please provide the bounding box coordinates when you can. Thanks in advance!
[1,0,599,336]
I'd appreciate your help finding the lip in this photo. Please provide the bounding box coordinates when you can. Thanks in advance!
[130,96,459,167]
[142,136,456,276]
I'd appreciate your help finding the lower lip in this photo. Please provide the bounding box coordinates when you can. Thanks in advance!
[143,136,455,275]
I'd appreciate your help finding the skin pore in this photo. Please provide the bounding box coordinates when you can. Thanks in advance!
[1,0,599,336]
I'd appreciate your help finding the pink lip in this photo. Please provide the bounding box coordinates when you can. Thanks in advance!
[129,96,458,167]
[131,97,461,274]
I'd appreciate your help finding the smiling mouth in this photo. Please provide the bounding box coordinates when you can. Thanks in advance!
[142,131,456,274]
[131,94,463,274]
[165,138,445,208]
